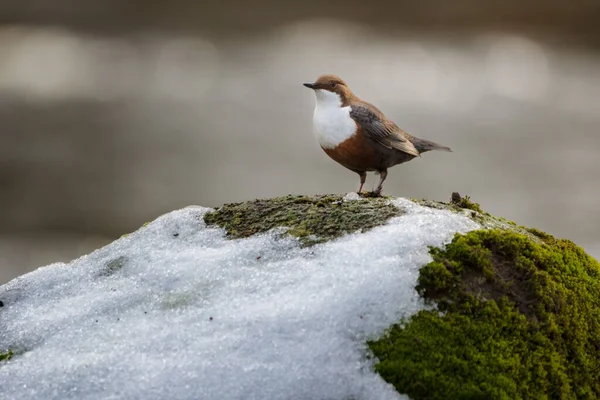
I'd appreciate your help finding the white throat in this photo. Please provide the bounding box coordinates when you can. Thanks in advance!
[312,89,356,149]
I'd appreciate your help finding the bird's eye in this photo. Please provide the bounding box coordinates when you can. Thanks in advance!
[331,82,337,88]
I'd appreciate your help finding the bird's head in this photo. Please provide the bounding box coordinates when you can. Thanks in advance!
[303,74,354,107]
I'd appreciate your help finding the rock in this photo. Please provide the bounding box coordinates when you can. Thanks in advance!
[2,193,599,399]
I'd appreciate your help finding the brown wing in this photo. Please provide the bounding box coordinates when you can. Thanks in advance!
[349,102,420,157]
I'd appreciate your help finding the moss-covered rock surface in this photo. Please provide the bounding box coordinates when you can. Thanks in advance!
[203,194,403,246]
[368,211,600,399]
[205,192,600,399]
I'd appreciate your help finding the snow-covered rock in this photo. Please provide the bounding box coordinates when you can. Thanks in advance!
[0,197,479,400]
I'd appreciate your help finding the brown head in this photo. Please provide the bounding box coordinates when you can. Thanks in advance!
[303,74,355,106]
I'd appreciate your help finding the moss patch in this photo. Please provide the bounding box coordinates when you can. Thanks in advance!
[368,228,600,399]
[0,350,13,362]
[203,194,403,246]
[450,191,483,213]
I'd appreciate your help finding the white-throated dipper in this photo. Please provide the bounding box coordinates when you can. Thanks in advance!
[304,74,451,195]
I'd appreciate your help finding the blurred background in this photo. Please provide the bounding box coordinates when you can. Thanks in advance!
[1,0,599,284]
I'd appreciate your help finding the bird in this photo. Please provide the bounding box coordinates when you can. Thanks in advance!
[303,74,451,196]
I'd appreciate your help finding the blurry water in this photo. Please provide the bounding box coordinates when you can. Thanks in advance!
[1,20,599,283]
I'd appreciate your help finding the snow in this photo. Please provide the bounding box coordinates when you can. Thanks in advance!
[0,198,480,400]
[342,192,363,201]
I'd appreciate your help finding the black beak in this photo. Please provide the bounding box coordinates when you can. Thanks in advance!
[303,83,317,89]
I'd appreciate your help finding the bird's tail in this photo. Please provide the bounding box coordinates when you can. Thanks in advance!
[409,136,452,153]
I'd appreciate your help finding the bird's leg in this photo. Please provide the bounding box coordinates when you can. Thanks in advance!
[373,169,388,195]
[357,171,366,193]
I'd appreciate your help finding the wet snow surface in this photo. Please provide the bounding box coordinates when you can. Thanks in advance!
[0,198,479,400]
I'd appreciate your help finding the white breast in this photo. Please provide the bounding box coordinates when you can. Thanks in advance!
[312,89,356,149]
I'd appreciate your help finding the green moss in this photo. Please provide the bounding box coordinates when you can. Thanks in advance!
[368,228,600,399]
[450,192,483,213]
[0,350,13,362]
[203,194,403,246]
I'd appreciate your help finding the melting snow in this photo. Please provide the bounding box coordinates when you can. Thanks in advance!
[342,192,362,202]
[0,198,480,400]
